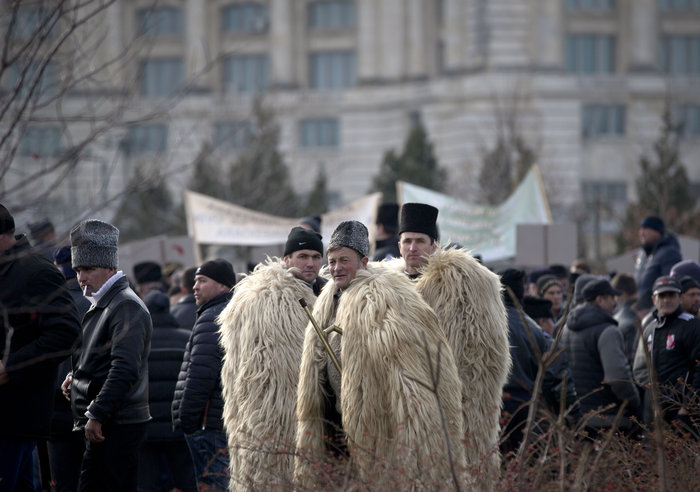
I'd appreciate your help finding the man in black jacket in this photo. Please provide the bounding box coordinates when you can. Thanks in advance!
[172,259,235,491]
[0,204,82,491]
[62,219,152,492]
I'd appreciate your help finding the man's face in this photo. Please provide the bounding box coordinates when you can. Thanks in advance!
[284,249,322,284]
[653,291,681,316]
[399,232,436,273]
[328,247,367,290]
[680,287,700,316]
[596,294,617,315]
[193,274,229,306]
[639,226,661,246]
[0,232,14,254]
[76,267,115,296]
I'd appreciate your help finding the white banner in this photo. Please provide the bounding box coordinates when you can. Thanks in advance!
[184,190,382,247]
[398,166,551,262]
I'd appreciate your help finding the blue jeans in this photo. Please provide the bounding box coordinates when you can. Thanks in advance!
[0,439,39,492]
[184,429,229,491]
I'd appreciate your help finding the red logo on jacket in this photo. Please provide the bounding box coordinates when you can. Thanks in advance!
[666,334,675,350]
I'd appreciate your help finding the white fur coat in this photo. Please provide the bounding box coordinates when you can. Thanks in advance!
[295,265,466,489]
[218,259,317,490]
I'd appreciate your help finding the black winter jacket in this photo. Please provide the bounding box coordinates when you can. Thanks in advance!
[646,306,700,418]
[634,233,682,308]
[0,235,82,439]
[171,293,197,330]
[563,303,640,428]
[172,291,232,434]
[71,276,152,428]
[144,291,191,441]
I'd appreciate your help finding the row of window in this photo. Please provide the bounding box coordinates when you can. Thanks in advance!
[19,104,700,158]
[566,0,700,11]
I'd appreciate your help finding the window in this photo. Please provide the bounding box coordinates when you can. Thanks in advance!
[566,34,616,74]
[659,36,700,75]
[10,7,53,39]
[308,1,356,29]
[581,181,627,232]
[300,118,340,148]
[122,124,168,156]
[565,0,615,9]
[658,0,700,11]
[10,60,58,100]
[19,126,62,157]
[139,58,184,96]
[582,104,626,138]
[138,7,184,36]
[675,105,700,137]
[310,51,356,89]
[214,121,253,149]
[222,55,269,92]
[221,3,268,33]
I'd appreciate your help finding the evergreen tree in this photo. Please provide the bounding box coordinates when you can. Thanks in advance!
[188,142,225,199]
[300,165,329,216]
[369,124,447,203]
[112,167,186,242]
[616,108,699,251]
[227,98,299,216]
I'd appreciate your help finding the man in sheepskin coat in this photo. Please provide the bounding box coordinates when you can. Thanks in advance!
[395,203,512,490]
[217,227,326,490]
[295,221,466,489]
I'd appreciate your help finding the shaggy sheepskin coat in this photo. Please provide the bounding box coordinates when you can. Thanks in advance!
[414,248,512,490]
[218,259,318,491]
[295,265,466,489]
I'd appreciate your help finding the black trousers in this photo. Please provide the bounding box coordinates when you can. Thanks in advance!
[138,440,197,492]
[48,431,84,492]
[78,422,147,492]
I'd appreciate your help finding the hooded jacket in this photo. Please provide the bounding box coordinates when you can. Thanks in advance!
[218,260,319,490]
[295,265,465,489]
[414,248,511,490]
[563,303,639,429]
[635,233,682,308]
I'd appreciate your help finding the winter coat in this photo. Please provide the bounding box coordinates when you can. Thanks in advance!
[144,291,191,442]
[0,235,82,439]
[218,259,318,490]
[414,248,511,491]
[172,291,232,434]
[640,306,700,419]
[635,233,682,308]
[563,303,639,429]
[171,293,197,330]
[71,275,152,428]
[295,265,465,489]
[371,235,400,261]
[614,299,639,368]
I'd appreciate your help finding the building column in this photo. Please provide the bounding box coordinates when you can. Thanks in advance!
[443,0,466,72]
[378,0,405,81]
[357,0,378,82]
[535,0,563,69]
[270,0,294,87]
[406,0,428,79]
[185,0,207,81]
[628,0,656,71]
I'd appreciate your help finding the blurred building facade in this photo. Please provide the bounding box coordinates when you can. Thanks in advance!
[2,0,700,256]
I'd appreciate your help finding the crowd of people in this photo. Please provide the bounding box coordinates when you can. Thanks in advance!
[1,200,699,491]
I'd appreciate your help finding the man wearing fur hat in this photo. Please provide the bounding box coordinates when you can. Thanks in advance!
[295,220,466,489]
[218,226,326,489]
[172,259,235,490]
[0,204,82,491]
[62,219,152,491]
[394,203,511,489]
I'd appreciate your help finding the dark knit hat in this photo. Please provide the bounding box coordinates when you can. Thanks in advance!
[329,220,369,257]
[133,261,163,284]
[652,275,681,296]
[376,203,399,227]
[582,279,621,302]
[573,274,597,304]
[680,276,700,294]
[671,260,700,284]
[640,216,664,234]
[398,203,439,240]
[284,226,323,257]
[527,268,552,285]
[537,275,562,297]
[53,245,77,279]
[523,296,553,320]
[300,215,322,234]
[196,258,236,288]
[0,204,15,235]
[70,220,119,269]
[28,218,53,240]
